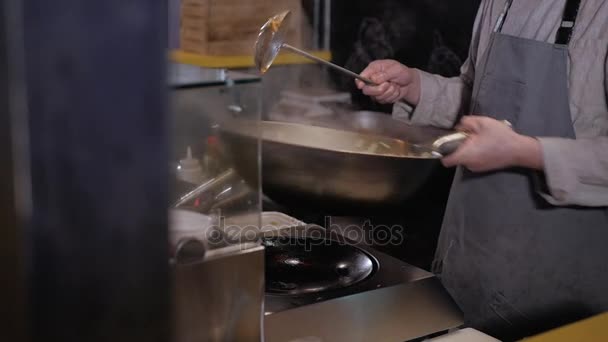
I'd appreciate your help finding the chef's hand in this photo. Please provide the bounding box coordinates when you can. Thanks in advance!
[356,60,421,105]
[442,116,544,172]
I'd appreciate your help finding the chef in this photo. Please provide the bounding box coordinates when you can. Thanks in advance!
[357,0,608,340]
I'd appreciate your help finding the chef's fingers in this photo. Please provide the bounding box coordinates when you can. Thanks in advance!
[377,83,395,101]
[457,116,484,133]
[376,84,399,103]
[441,137,475,167]
[362,82,391,97]
[360,60,387,80]
[359,60,403,84]
[383,90,403,104]
[374,65,415,88]
[386,62,410,81]
[442,151,464,168]
[355,79,365,89]
[369,64,404,85]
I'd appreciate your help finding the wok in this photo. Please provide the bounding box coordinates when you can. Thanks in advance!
[263,236,377,296]
[269,110,452,142]
[221,115,459,208]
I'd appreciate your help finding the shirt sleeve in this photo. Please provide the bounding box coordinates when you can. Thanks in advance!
[536,54,608,207]
[392,1,489,128]
[536,137,608,207]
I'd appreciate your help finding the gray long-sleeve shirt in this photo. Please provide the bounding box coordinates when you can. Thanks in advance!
[394,0,608,207]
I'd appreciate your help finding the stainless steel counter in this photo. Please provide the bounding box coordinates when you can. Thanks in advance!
[265,278,463,342]
[263,225,464,341]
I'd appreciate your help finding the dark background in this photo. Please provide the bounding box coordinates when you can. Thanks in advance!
[330,0,481,112]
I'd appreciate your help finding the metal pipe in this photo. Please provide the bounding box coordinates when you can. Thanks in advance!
[173,169,237,208]
[282,43,376,85]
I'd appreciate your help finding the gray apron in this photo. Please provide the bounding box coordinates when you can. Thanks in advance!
[433,0,608,340]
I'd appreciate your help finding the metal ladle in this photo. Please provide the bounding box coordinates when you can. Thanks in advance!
[254,11,378,86]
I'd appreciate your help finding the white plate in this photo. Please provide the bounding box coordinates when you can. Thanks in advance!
[222,211,305,232]
[169,209,215,247]
[260,212,305,232]
[427,328,501,342]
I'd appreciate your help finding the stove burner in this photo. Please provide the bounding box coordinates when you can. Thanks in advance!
[263,237,377,296]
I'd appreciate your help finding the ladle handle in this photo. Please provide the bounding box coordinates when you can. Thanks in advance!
[282,44,378,86]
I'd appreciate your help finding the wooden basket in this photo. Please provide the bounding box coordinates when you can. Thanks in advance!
[180,0,304,56]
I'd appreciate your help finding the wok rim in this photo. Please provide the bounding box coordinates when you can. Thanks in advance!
[226,120,443,160]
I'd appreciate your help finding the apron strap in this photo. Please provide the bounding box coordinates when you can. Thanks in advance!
[494,0,582,46]
[493,0,514,33]
[555,0,582,45]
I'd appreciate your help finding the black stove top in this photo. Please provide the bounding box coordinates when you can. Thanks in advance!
[263,225,433,314]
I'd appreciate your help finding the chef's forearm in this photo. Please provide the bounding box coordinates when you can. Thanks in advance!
[393,70,473,128]
[513,135,544,170]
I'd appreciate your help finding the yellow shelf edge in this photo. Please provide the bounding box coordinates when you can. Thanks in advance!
[522,312,608,342]
[170,50,332,69]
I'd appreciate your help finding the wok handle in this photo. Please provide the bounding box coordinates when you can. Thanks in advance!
[432,120,511,156]
[432,132,468,156]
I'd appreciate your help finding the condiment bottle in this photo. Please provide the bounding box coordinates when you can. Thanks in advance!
[204,136,226,175]
[177,146,204,185]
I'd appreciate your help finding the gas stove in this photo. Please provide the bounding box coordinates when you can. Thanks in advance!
[262,224,464,342]
[262,225,433,314]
